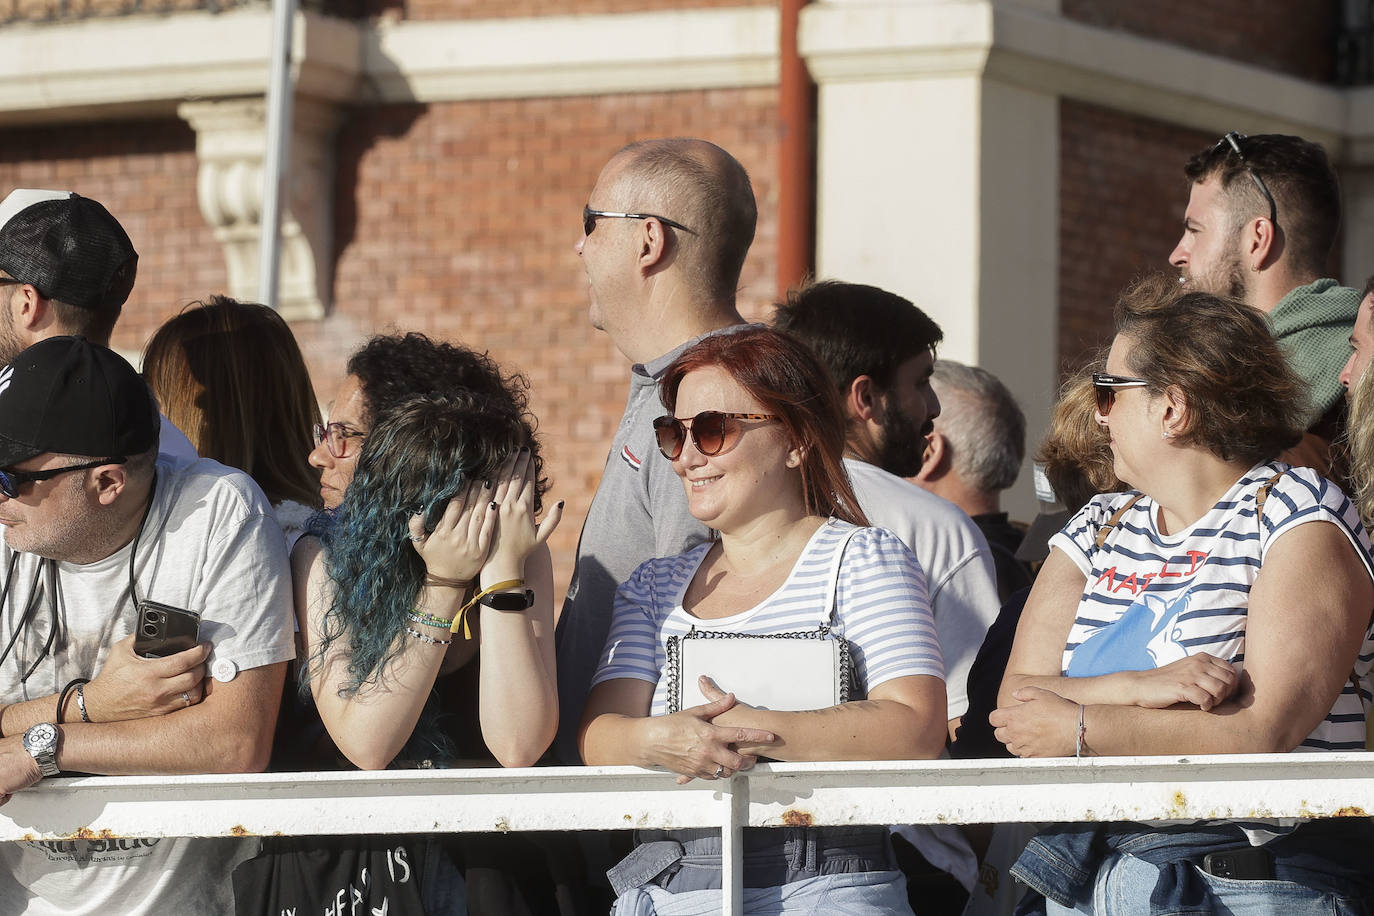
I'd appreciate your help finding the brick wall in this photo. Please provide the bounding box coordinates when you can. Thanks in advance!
[362,0,760,24]
[1063,0,1337,83]
[1057,99,1214,373]
[0,90,780,601]
[298,89,782,596]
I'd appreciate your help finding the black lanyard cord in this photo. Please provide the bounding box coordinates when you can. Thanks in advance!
[0,469,160,685]
[0,553,49,684]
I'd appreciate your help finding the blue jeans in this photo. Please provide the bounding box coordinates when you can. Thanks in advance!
[611,869,911,915]
[1044,851,1366,916]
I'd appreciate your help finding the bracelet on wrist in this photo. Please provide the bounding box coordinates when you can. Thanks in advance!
[450,579,526,639]
[57,678,90,726]
[75,683,91,723]
[405,609,456,629]
[424,573,471,589]
[404,626,453,647]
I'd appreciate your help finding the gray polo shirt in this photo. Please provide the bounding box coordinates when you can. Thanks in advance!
[554,327,751,763]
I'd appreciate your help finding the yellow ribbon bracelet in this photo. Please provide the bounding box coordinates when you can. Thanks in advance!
[450,579,525,638]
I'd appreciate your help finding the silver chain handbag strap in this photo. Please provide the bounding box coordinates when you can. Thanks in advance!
[665,523,863,713]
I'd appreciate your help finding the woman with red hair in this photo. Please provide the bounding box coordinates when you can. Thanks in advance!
[580,326,947,913]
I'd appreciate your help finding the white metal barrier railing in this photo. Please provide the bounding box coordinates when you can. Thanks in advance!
[4,754,1374,914]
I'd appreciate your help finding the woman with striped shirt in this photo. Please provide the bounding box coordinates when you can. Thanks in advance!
[580,326,947,913]
[994,274,1374,913]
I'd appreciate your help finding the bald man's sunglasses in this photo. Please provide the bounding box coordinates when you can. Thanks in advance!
[582,206,694,237]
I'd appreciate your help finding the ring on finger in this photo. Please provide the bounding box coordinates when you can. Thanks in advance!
[409,534,425,543]
[712,764,724,779]
[181,691,191,707]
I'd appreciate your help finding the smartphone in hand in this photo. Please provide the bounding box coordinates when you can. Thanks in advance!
[133,600,201,659]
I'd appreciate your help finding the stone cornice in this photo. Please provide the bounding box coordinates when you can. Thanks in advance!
[0,6,779,127]
[0,2,1368,160]
[362,8,781,103]
[800,1,1368,159]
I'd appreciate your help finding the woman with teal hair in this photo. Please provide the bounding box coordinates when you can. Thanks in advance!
[294,391,562,770]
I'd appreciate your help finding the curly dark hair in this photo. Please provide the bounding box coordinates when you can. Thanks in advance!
[1113,273,1305,466]
[346,332,547,511]
[306,392,532,759]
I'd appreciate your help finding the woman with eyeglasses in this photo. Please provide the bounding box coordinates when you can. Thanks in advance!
[297,332,558,771]
[580,326,946,913]
[993,273,1374,913]
[263,333,575,915]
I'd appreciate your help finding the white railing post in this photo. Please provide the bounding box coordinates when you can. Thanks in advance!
[721,773,746,916]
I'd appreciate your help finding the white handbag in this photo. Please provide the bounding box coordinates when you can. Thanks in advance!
[664,526,861,714]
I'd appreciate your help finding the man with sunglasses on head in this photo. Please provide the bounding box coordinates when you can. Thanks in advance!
[0,337,293,915]
[555,138,758,765]
[1169,133,1357,480]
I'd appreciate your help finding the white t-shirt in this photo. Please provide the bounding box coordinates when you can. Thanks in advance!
[1050,461,1374,751]
[0,457,296,916]
[593,519,944,717]
[845,458,1000,720]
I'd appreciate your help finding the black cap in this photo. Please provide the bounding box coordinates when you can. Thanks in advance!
[0,190,138,311]
[0,336,157,467]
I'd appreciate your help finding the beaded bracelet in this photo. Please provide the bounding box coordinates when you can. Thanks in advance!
[404,626,453,647]
[405,609,456,629]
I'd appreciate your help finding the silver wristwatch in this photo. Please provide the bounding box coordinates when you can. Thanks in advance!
[23,723,60,778]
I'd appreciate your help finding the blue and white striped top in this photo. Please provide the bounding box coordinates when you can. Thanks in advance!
[1049,461,1374,751]
[592,519,945,718]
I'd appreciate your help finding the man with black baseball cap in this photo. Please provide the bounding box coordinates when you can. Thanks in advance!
[0,188,198,464]
[0,337,294,914]
[0,190,136,363]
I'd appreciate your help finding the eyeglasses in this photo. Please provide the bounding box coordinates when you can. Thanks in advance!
[1214,132,1278,227]
[313,422,367,459]
[0,458,125,499]
[653,411,778,460]
[583,205,694,237]
[1092,372,1149,416]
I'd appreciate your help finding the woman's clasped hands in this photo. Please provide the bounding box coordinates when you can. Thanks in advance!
[647,675,776,785]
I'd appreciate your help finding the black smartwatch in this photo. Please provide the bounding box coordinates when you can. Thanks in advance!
[478,589,535,611]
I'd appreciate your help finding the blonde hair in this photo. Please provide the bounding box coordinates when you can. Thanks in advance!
[1036,367,1123,512]
[1348,359,1374,526]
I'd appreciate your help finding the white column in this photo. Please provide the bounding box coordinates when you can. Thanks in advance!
[803,0,1059,519]
[178,96,343,321]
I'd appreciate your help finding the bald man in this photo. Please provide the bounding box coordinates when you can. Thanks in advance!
[556,138,757,762]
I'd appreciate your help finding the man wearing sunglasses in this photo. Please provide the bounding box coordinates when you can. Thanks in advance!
[555,138,758,765]
[1169,133,1357,481]
[0,188,198,465]
[0,337,293,914]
